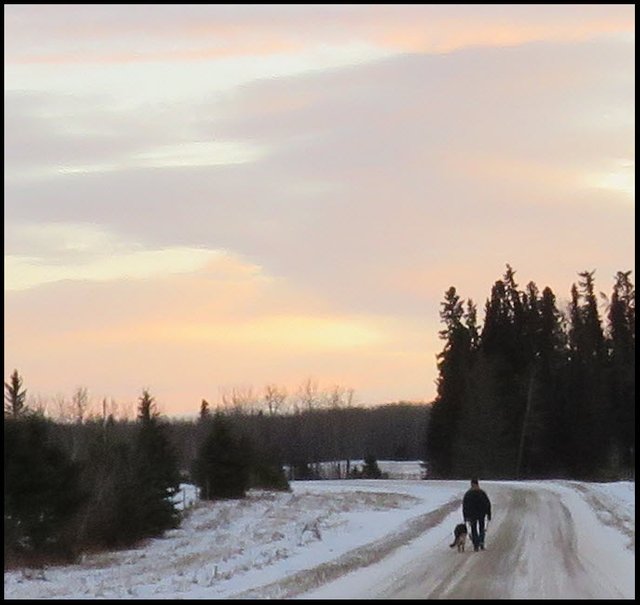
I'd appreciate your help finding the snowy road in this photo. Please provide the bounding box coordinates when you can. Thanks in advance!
[299,482,635,600]
[4,476,634,599]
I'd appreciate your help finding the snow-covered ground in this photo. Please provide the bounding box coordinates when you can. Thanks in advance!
[3,464,635,599]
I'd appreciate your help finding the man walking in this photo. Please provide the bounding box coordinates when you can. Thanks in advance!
[463,478,492,551]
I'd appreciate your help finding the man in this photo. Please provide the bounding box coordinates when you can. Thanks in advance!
[462,478,492,552]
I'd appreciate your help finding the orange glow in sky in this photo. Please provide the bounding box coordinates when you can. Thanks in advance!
[4,5,634,416]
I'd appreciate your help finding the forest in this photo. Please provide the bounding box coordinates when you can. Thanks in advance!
[426,266,635,481]
[4,380,427,566]
[4,265,634,567]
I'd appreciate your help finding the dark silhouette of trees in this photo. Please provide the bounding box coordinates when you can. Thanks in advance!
[361,453,383,478]
[425,266,635,480]
[193,411,251,499]
[607,271,635,470]
[132,389,181,535]
[199,398,211,421]
[73,420,138,549]
[565,271,611,478]
[4,369,27,419]
[4,413,84,563]
[66,391,181,553]
[426,287,475,477]
[521,286,569,477]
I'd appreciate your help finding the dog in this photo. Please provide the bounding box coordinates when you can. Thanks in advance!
[449,523,468,552]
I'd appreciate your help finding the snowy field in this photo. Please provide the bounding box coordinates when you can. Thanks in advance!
[3,463,635,599]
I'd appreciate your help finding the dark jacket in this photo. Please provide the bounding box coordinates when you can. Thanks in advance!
[463,487,491,521]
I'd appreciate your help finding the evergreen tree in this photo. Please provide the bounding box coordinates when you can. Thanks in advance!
[519,286,569,477]
[249,457,290,491]
[607,271,635,472]
[4,415,84,561]
[455,353,512,478]
[464,299,480,352]
[503,264,528,368]
[138,389,159,423]
[522,281,542,360]
[424,265,633,481]
[477,266,529,476]
[4,369,27,419]
[193,411,251,499]
[361,453,383,479]
[566,271,611,478]
[425,287,473,477]
[199,399,211,421]
[132,390,181,536]
[244,423,290,491]
[480,279,509,356]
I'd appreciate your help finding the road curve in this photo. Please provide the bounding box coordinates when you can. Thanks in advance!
[298,483,633,600]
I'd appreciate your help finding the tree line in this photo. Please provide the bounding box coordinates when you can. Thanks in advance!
[425,266,634,481]
[4,382,294,567]
[4,372,426,567]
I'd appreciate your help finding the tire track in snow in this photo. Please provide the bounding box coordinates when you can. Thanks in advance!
[228,497,461,599]
[309,484,630,599]
[566,481,635,551]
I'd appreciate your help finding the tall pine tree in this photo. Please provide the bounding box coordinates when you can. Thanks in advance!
[566,271,610,478]
[193,411,251,499]
[4,414,84,562]
[606,271,635,472]
[519,285,569,477]
[426,287,474,477]
[132,390,181,536]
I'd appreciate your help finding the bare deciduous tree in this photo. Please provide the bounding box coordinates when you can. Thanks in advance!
[263,384,287,416]
[72,386,90,424]
[27,393,49,417]
[297,377,320,412]
[120,400,134,421]
[326,385,355,409]
[220,386,258,415]
[53,393,73,423]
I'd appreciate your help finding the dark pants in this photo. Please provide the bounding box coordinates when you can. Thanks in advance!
[468,517,486,550]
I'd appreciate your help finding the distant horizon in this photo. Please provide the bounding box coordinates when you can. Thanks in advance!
[4,5,634,416]
[15,376,434,422]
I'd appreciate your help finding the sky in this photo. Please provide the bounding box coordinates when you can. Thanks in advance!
[4,5,635,417]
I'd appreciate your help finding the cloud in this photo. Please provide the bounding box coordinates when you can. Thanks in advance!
[4,91,267,185]
[4,9,634,413]
[4,222,249,291]
[4,37,634,313]
[4,257,437,413]
[4,5,633,64]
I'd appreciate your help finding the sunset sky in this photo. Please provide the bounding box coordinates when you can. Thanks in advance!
[4,5,635,417]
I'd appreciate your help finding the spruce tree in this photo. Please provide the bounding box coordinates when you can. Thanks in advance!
[477,267,529,477]
[566,271,611,478]
[132,390,180,536]
[4,414,84,561]
[520,286,569,477]
[426,287,473,477]
[193,411,251,499]
[362,453,383,479]
[4,370,27,418]
[607,271,635,472]
[199,399,211,421]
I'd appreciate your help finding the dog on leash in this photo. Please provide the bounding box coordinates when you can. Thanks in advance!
[449,523,468,552]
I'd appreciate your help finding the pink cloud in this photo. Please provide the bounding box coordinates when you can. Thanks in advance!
[5,5,633,65]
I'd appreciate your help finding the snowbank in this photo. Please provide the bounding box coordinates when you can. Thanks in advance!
[4,476,634,600]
